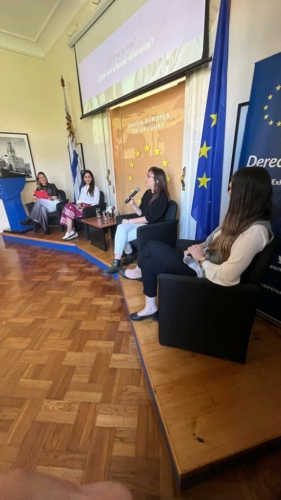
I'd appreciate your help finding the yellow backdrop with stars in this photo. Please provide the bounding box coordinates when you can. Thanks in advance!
[110,82,185,214]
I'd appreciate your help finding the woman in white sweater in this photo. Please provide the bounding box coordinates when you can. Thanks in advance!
[126,167,274,321]
[60,170,100,240]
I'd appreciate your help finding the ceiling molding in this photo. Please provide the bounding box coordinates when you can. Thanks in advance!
[34,0,62,42]
[0,0,89,59]
[0,31,45,58]
[67,0,114,48]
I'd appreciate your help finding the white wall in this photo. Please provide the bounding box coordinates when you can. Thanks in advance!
[0,47,72,230]
[221,0,281,218]
[0,1,103,231]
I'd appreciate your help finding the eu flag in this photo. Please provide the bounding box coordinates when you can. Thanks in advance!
[191,0,230,239]
[239,52,281,216]
[238,52,281,325]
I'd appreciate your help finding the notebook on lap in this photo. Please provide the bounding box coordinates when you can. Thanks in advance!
[34,190,50,199]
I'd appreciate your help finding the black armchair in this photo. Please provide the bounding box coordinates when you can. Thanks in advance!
[116,200,178,263]
[26,189,68,232]
[158,238,276,364]
[73,190,106,240]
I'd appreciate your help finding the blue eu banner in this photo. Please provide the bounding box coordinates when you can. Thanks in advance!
[239,52,281,325]
[191,0,230,240]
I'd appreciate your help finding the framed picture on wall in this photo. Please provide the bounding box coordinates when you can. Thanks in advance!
[229,102,249,179]
[0,132,36,181]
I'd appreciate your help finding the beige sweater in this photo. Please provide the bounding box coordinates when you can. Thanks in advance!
[201,224,270,286]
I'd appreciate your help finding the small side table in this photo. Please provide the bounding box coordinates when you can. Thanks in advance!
[81,216,117,251]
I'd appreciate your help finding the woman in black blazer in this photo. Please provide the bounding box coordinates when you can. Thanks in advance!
[20,171,60,234]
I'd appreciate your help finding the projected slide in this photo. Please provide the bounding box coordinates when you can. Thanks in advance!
[77,0,207,115]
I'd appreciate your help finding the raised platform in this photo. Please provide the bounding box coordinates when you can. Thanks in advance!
[1,226,114,272]
[119,278,281,486]
[2,228,281,487]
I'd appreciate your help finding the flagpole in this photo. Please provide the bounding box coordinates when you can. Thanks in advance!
[61,76,83,202]
[191,0,230,240]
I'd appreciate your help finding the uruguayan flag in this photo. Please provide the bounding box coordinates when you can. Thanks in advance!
[61,76,83,202]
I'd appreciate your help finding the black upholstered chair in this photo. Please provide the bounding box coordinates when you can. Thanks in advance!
[158,238,276,364]
[26,189,68,232]
[116,200,178,263]
[73,190,106,240]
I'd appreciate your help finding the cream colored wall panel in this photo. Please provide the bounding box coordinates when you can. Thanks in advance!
[221,0,281,218]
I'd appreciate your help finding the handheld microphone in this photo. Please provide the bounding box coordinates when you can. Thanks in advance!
[124,187,140,204]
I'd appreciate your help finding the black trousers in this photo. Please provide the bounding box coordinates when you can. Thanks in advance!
[140,241,196,297]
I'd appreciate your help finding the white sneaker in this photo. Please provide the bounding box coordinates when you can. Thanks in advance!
[62,232,70,240]
[65,231,78,240]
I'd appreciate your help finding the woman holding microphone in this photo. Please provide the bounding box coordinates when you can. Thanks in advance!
[104,166,170,275]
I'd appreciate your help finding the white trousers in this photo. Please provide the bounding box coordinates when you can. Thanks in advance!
[114,223,145,255]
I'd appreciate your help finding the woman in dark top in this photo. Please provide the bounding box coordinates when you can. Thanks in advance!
[20,171,60,234]
[104,166,170,274]
[127,166,274,321]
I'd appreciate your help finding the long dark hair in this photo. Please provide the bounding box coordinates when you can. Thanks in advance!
[148,166,170,203]
[36,171,48,190]
[207,167,272,262]
[82,170,95,196]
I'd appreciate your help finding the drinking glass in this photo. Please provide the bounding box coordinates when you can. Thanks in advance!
[102,210,109,223]
[96,208,101,218]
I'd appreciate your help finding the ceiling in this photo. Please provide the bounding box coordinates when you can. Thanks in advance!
[0,0,91,58]
[0,0,220,60]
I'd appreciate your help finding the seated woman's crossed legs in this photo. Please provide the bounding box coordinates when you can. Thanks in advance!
[126,240,196,321]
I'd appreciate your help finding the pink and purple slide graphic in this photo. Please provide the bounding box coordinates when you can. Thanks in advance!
[78,0,206,113]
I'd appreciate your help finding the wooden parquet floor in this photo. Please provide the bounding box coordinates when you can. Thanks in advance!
[2,225,115,266]
[1,237,281,499]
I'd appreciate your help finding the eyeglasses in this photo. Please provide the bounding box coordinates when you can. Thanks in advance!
[146,174,155,178]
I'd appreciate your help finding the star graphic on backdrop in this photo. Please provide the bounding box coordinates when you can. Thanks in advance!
[277,121,281,127]
[135,149,141,158]
[199,141,212,158]
[154,147,161,156]
[261,87,281,124]
[162,158,169,167]
[128,175,133,181]
[136,198,141,206]
[197,172,211,189]
[210,114,217,127]
[129,160,135,168]
[166,175,172,183]
[144,144,151,153]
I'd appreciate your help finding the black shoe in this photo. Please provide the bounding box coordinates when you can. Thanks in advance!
[122,252,137,266]
[130,311,158,322]
[44,229,51,235]
[119,268,142,282]
[32,221,42,233]
[20,217,32,226]
[103,259,122,275]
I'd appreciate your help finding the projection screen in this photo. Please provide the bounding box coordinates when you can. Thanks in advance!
[74,0,209,117]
